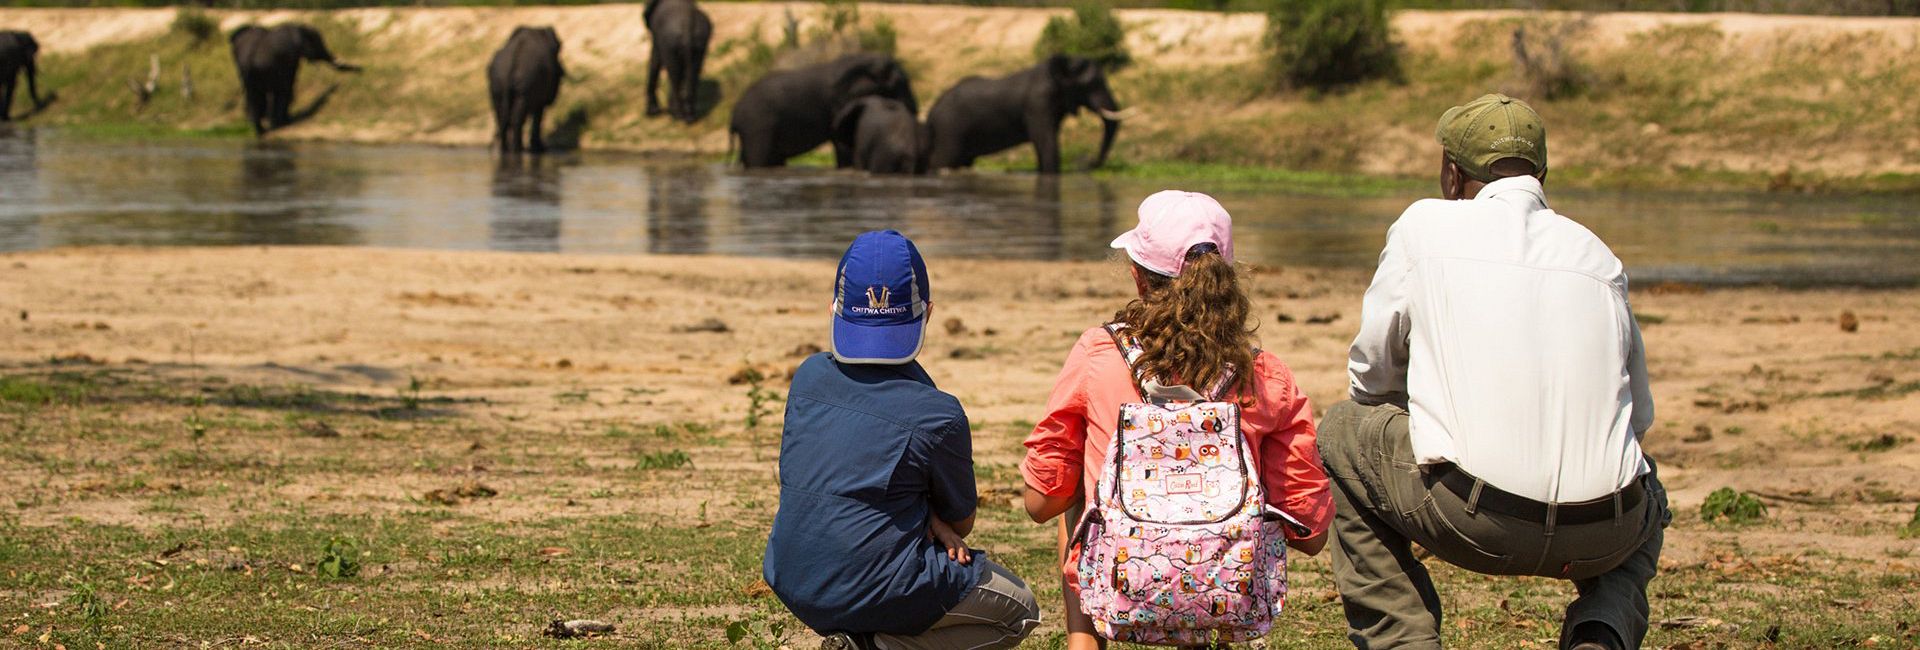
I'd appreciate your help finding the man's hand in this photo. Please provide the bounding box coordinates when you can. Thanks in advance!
[928,517,972,565]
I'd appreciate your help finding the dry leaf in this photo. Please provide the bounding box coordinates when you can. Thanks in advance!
[537,547,568,557]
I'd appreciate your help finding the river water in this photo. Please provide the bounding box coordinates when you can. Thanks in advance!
[1,129,1914,286]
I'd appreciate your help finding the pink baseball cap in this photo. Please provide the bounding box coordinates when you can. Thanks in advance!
[1109,190,1235,277]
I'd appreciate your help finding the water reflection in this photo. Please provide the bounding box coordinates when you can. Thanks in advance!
[0,128,1914,287]
[489,154,561,252]
[646,163,709,255]
[0,126,38,248]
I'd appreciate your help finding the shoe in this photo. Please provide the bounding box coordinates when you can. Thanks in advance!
[1567,621,1624,650]
[820,632,877,650]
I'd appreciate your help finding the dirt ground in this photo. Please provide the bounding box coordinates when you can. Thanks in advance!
[1,246,1916,647]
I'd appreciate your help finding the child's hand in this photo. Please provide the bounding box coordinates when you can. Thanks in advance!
[927,517,972,565]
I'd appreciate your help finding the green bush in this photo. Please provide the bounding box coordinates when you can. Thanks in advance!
[1902,504,1920,539]
[170,7,220,45]
[1699,487,1768,525]
[1034,1,1132,70]
[1262,0,1400,91]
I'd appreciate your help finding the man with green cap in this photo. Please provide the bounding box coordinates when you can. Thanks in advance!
[1318,94,1670,650]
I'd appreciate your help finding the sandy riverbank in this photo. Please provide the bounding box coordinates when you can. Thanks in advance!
[3,246,1916,542]
[1,246,1916,646]
[5,5,1920,190]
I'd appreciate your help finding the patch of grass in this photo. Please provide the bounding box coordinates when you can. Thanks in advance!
[0,376,75,405]
[1901,505,1920,539]
[1094,159,1419,197]
[1699,487,1768,525]
[636,449,692,470]
[1846,433,1908,453]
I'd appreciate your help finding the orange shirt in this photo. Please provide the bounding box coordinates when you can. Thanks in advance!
[1021,327,1334,540]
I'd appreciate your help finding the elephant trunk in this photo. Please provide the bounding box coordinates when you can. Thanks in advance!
[1091,115,1119,170]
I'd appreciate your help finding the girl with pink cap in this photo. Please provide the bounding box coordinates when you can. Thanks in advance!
[1019,190,1335,648]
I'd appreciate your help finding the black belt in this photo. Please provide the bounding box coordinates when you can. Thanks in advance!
[1431,463,1643,527]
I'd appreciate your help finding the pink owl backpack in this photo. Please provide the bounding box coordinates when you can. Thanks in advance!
[1069,323,1305,646]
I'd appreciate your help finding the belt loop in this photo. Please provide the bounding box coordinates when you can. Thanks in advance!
[1544,502,1558,534]
[1613,489,1625,527]
[1464,479,1483,516]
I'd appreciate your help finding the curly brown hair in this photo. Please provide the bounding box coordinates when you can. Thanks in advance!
[1111,248,1257,399]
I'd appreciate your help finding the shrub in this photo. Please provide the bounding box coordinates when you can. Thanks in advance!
[1034,1,1132,70]
[1263,0,1400,91]
[1902,504,1920,539]
[1509,21,1592,100]
[1699,487,1768,525]
[171,7,220,45]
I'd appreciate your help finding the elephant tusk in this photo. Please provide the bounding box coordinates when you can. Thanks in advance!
[1096,107,1134,122]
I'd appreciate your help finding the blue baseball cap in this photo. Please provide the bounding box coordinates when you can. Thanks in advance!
[831,230,931,365]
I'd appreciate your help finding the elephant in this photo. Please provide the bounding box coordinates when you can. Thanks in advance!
[831,95,926,174]
[643,0,712,123]
[925,54,1124,174]
[729,53,916,169]
[229,23,360,136]
[487,26,565,154]
[0,31,45,121]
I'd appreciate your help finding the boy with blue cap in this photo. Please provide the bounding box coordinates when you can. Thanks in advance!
[764,230,1040,650]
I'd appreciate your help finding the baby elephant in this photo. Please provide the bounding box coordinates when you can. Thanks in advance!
[831,96,926,175]
[488,26,565,154]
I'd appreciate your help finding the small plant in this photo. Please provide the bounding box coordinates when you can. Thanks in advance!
[69,579,108,630]
[400,375,424,411]
[171,8,219,45]
[742,368,779,431]
[636,449,691,470]
[726,615,789,649]
[1901,504,1920,539]
[184,412,209,450]
[1699,487,1768,525]
[317,538,361,578]
[1034,1,1132,70]
[1262,0,1400,91]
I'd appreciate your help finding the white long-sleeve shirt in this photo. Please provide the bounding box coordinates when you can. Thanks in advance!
[1348,175,1653,503]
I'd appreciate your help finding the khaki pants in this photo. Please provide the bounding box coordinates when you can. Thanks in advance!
[1317,400,1670,650]
[874,556,1041,650]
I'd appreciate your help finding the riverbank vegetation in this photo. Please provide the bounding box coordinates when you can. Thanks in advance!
[11,2,1920,192]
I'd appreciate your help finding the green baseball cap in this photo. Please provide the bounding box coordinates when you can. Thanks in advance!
[1436,93,1547,182]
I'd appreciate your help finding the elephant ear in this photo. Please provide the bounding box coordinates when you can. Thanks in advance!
[643,0,663,26]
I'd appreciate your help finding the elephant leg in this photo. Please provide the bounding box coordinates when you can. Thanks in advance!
[528,104,548,154]
[269,76,296,129]
[490,91,510,152]
[645,48,665,117]
[1,80,14,122]
[739,129,780,168]
[242,79,268,135]
[1028,118,1062,175]
[505,95,528,154]
[680,50,706,123]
